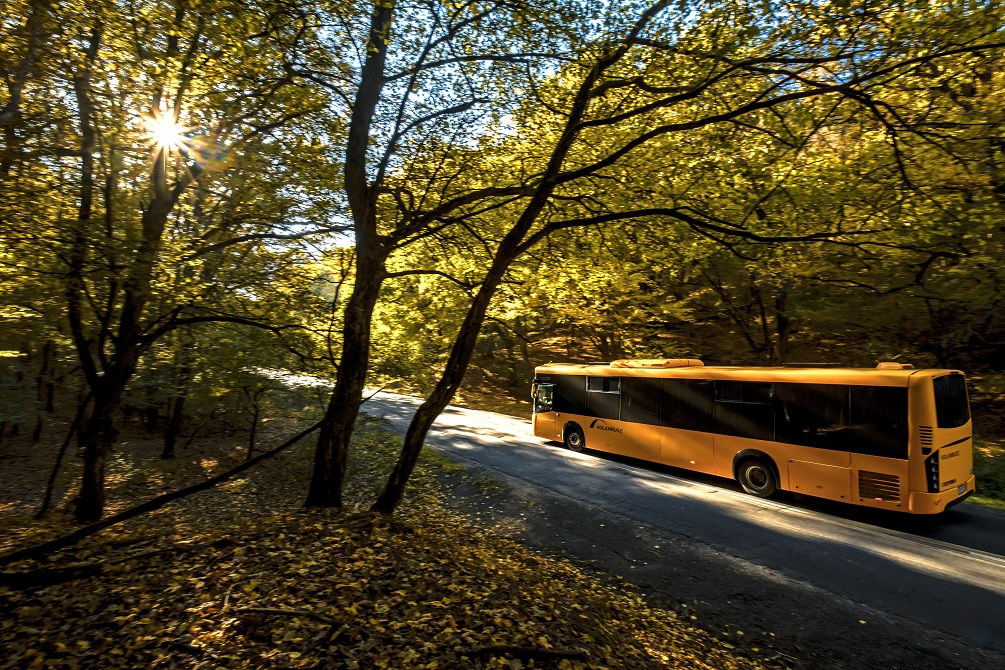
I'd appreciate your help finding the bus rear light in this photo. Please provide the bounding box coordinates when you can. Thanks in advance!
[925,451,940,493]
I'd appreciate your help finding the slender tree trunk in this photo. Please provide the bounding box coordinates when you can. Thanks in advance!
[751,280,774,365]
[775,287,791,365]
[32,340,53,442]
[247,404,258,461]
[373,255,515,514]
[44,380,55,413]
[163,393,186,459]
[243,386,265,461]
[374,191,570,514]
[370,14,658,512]
[36,391,92,519]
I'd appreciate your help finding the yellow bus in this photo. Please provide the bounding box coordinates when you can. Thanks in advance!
[531,359,974,514]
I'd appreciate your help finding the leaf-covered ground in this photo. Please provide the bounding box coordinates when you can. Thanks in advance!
[0,421,767,669]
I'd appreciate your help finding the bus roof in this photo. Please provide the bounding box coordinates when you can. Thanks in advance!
[533,362,959,386]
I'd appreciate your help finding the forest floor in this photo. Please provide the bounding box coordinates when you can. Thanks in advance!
[2,401,1003,670]
[0,416,767,669]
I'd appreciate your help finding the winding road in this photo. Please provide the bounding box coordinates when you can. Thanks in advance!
[361,391,1005,665]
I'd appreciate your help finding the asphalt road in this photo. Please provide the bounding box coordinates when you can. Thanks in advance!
[362,391,1005,659]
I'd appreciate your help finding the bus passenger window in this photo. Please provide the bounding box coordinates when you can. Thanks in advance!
[587,377,620,393]
[662,380,714,432]
[849,386,908,459]
[774,383,848,450]
[714,381,774,441]
[621,378,660,425]
[553,375,588,414]
[586,376,621,420]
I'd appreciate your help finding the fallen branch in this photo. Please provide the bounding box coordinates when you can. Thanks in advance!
[0,420,323,567]
[236,607,337,626]
[468,645,590,662]
[0,564,103,589]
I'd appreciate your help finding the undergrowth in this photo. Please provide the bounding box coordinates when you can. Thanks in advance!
[973,437,1005,509]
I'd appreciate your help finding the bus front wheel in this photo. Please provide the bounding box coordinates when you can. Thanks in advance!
[738,459,777,498]
[564,424,585,452]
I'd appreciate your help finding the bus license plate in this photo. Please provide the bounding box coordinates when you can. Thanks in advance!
[958,483,967,495]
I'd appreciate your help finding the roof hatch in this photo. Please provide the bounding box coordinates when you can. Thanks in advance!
[876,362,914,370]
[609,359,704,369]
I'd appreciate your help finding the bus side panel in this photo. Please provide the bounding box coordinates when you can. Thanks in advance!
[615,421,662,463]
[767,443,850,502]
[660,428,715,474]
[788,460,852,502]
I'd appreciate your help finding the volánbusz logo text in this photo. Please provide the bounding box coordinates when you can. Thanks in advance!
[590,419,623,434]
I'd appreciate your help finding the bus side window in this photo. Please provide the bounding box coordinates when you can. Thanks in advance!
[774,383,848,450]
[586,376,621,420]
[662,379,714,432]
[714,381,774,441]
[622,378,660,425]
[849,386,909,459]
[554,375,588,415]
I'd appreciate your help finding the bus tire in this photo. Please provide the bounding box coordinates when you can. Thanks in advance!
[737,458,777,498]
[564,423,586,452]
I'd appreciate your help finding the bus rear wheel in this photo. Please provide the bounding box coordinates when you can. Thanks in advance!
[564,424,585,452]
[738,459,777,498]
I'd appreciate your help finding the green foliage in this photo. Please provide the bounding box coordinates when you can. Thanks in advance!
[974,438,1005,503]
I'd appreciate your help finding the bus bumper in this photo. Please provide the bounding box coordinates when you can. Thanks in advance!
[908,475,976,514]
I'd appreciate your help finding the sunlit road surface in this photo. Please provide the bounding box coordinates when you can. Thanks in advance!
[362,391,1005,652]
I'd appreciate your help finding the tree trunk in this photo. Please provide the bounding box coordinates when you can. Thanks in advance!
[36,391,91,519]
[372,257,513,514]
[247,403,259,461]
[32,340,54,442]
[371,30,627,513]
[306,259,385,507]
[305,0,395,509]
[775,287,791,365]
[0,0,54,177]
[74,388,121,523]
[162,394,186,459]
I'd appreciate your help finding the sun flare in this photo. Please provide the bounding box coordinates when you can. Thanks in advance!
[143,110,187,151]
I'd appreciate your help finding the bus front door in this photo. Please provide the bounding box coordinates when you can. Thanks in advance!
[532,384,558,441]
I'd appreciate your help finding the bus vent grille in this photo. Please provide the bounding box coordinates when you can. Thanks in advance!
[859,471,901,502]
[918,426,933,446]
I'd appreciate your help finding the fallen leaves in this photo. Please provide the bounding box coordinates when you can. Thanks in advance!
[0,425,769,669]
